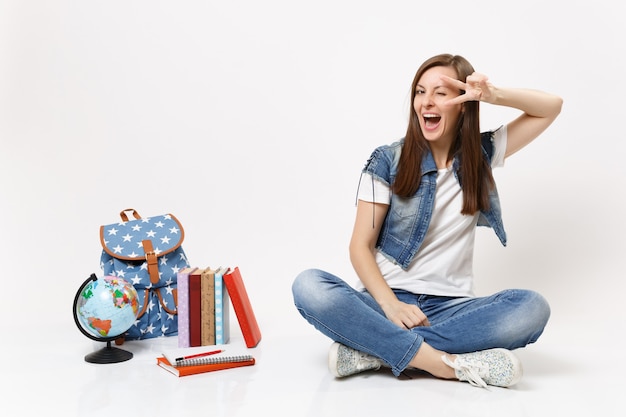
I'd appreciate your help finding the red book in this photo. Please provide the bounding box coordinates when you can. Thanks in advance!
[188,268,205,347]
[223,267,262,348]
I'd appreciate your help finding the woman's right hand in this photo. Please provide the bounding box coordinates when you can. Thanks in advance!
[380,298,430,329]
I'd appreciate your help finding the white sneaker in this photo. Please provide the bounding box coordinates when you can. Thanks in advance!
[442,348,523,388]
[328,342,382,377]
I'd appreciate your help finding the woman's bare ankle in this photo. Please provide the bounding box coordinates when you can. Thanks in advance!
[408,343,457,380]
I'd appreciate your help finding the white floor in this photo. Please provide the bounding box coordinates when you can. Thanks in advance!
[4,302,621,417]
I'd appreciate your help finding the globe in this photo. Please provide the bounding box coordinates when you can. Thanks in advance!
[73,274,139,363]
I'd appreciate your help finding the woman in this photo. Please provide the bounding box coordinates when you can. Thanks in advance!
[291,53,563,388]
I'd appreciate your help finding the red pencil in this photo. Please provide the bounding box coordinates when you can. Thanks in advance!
[175,349,223,362]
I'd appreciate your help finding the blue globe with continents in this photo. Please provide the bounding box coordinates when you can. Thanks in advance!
[73,274,139,363]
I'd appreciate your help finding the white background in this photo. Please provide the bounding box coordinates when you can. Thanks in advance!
[1,1,624,415]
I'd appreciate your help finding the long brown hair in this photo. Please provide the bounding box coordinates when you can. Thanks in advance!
[393,54,494,215]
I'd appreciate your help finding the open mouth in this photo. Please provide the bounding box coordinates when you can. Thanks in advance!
[423,114,441,128]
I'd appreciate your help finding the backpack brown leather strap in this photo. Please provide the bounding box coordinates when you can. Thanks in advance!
[120,208,142,222]
[142,239,160,285]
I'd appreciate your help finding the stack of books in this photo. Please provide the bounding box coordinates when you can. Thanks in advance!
[177,266,262,349]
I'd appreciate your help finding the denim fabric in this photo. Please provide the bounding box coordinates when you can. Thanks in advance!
[292,269,550,377]
[362,131,506,269]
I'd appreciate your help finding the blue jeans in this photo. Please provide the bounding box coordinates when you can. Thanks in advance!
[292,268,550,377]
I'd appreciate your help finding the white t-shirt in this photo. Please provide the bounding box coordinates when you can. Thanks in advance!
[355,127,507,297]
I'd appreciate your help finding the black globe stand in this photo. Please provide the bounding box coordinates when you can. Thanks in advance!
[73,273,135,364]
[84,340,133,364]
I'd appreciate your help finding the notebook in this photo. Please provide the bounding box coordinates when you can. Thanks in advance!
[157,354,255,377]
[175,354,255,367]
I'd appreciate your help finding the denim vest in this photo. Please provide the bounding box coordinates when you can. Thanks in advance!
[361,131,507,270]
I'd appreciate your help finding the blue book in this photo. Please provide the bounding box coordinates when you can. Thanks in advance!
[214,267,231,344]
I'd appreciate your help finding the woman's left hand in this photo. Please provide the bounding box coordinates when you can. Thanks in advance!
[441,72,495,104]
